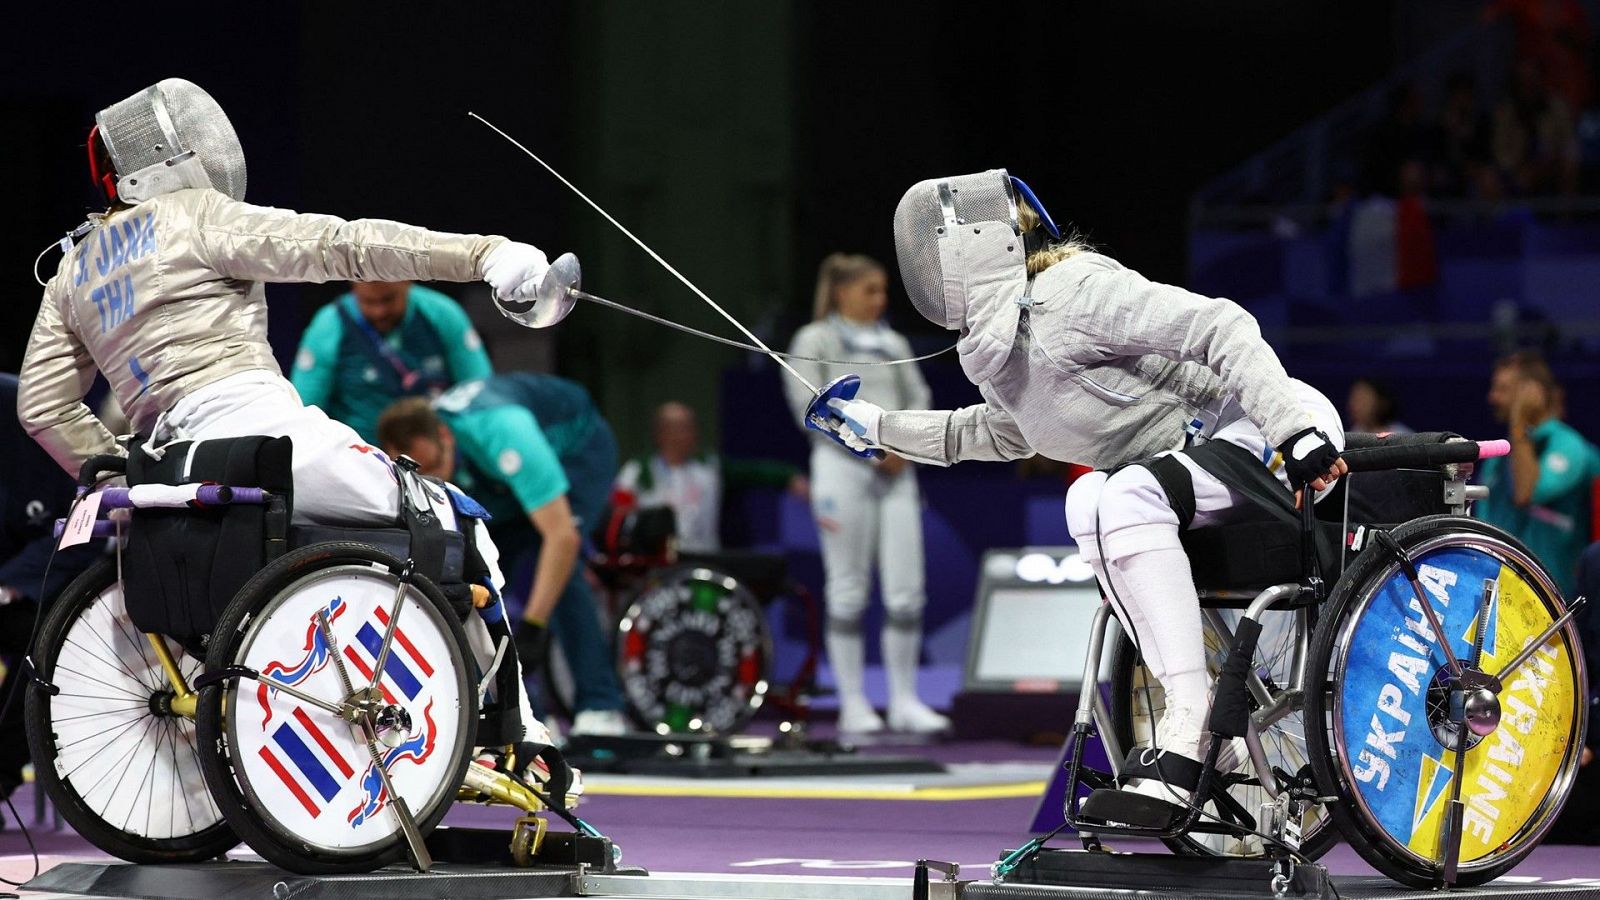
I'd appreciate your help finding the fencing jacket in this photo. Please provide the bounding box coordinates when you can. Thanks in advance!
[875,252,1313,469]
[19,187,506,475]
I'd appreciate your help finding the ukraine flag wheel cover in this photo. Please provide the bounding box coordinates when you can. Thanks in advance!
[1307,516,1585,888]
[196,542,476,875]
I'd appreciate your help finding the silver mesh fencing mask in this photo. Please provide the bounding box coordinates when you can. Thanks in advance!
[95,79,247,203]
[892,169,1058,382]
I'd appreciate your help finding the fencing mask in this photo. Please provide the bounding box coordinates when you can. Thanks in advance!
[892,169,1061,382]
[91,78,246,204]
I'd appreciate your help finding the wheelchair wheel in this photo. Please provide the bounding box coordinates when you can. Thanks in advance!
[616,566,772,733]
[195,542,476,875]
[1111,608,1339,860]
[25,557,237,863]
[1306,516,1584,888]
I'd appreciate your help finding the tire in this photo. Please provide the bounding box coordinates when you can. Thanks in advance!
[195,543,476,875]
[1305,516,1585,888]
[25,557,237,863]
[615,565,772,734]
[1109,608,1339,860]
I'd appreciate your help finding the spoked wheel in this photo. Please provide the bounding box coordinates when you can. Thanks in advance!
[1306,516,1585,888]
[196,543,476,875]
[25,557,237,863]
[1111,607,1338,859]
[616,566,772,733]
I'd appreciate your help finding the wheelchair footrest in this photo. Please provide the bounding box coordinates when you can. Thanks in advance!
[974,848,1337,899]
[1079,787,1185,830]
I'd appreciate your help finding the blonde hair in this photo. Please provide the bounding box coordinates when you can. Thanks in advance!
[812,253,886,321]
[1018,202,1091,276]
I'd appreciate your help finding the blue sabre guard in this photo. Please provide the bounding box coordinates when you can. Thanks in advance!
[805,374,884,460]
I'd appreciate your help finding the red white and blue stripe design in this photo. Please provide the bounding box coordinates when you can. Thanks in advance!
[340,606,435,705]
[258,707,356,819]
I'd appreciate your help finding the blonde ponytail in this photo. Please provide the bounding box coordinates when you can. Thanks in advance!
[1018,202,1090,276]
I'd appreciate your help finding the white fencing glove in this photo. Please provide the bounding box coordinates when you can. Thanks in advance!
[482,241,551,302]
[826,398,883,444]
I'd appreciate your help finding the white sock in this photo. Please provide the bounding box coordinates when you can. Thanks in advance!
[1103,544,1210,728]
[826,625,872,711]
[881,620,926,712]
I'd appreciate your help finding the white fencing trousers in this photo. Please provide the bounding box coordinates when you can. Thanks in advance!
[158,368,532,735]
[810,446,927,711]
[1064,380,1344,716]
[810,446,927,624]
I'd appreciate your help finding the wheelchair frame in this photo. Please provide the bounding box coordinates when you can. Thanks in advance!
[33,470,589,875]
[1049,435,1586,891]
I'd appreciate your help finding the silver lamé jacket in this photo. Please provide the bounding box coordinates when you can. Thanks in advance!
[876,252,1314,469]
[19,187,507,475]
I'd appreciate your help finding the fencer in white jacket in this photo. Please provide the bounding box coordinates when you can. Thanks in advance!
[784,254,948,735]
[817,171,1346,812]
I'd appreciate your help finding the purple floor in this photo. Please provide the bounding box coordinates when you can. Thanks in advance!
[4,739,1599,888]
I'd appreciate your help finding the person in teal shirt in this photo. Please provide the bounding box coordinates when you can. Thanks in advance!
[292,281,493,444]
[1476,352,1600,596]
[378,374,627,735]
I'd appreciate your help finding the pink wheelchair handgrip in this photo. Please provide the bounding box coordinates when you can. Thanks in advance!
[1477,439,1511,460]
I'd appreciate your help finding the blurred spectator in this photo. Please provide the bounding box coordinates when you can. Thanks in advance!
[293,281,492,444]
[0,374,105,827]
[378,376,629,736]
[1363,84,1437,197]
[1475,351,1600,595]
[1346,377,1413,434]
[1492,57,1580,197]
[1435,73,1492,198]
[1395,159,1439,290]
[614,401,807,554]
[1488,0,1593,113]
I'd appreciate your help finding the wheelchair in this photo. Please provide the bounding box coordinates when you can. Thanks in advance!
[25,437,589,876]
[1055,432,1586,889]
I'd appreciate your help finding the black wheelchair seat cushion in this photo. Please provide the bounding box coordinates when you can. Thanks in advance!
[288,524,466,584]
[122,435,293,641]
[1183,467,1453,598]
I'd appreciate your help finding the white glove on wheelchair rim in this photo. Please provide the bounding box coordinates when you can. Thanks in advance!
[826,397,883,445]
[482,241,551,301]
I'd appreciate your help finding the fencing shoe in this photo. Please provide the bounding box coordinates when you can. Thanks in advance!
[837,700,886,735]
[571,709,629,736]
[887,699,952,735]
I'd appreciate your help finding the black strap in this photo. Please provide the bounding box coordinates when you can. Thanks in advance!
[1208,616,1262,738]
[1182,440,1339,574]
[392,458,446,581]
[1144,455,1197,531]
[1119,746,1204,791]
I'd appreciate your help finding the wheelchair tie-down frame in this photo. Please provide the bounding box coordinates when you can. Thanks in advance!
[1027,433,1588,892]
[25,452,608,877]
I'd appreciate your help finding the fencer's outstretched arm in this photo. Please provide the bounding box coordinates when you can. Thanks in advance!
[876,386,1035,467]
[1051,257,1314,447]
[193,191,506,285]
[18,280,120,469]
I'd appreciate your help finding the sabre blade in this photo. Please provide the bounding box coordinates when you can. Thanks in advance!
[570,287,955,367]
[468,112,818,394]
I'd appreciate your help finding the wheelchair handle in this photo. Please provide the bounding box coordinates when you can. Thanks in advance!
[76,454,127,490]
[95,484,267,510]
[1340,438,1504,473]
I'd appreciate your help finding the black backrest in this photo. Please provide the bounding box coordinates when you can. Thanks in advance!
[122,436,293,642]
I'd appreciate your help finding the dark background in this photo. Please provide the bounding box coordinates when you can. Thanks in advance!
[1,2,1400,454]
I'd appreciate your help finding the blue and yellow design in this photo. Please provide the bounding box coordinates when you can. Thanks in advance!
[1336,546,1575,862]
